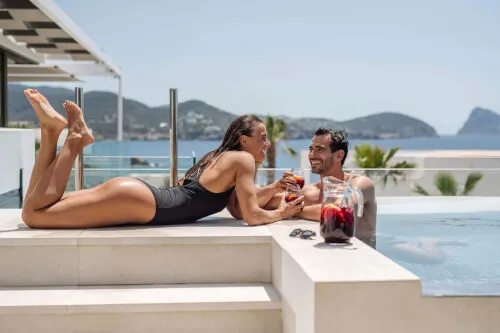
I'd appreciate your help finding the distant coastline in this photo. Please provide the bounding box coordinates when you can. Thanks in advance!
[7,84,500,141]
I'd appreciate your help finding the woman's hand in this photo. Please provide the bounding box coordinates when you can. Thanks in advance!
[278,195,305,219]
[272,171,297,193]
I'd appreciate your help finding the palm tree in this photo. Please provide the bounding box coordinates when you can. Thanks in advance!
[411,172,483,196]
[264,115,296,184]
[35,138,40,153]
[352,144,416,186]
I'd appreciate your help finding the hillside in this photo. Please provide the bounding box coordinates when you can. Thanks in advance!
[457,107,500,136]
[7,84,439,140]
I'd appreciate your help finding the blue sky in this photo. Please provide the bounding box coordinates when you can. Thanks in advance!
[38,0,500,134]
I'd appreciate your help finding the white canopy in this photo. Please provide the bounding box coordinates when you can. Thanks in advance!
[0,0,123,139]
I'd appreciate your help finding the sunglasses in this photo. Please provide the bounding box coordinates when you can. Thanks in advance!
[289,228,316,240]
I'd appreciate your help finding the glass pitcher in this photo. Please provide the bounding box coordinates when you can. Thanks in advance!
[320,175,364,243]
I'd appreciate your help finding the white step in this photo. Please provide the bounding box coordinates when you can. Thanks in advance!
[0,283,282,333]
[0,209,272,286]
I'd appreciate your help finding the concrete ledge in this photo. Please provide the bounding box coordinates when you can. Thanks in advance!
[269,219,422,333]
[0,210,272,286]
[269,220,419,283]
[269,197,500,333]
[1,311,282,333]
[0,284,282,333]
[0,283,280,314]
[2,197,500,332]
[0,210,271,246]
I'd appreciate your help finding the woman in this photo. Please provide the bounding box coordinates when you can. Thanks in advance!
[21,89,304,229]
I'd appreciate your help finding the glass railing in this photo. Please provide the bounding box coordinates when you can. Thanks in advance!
[255,167,500,196]
[65,155,195,191]
[2,165,499,209]
[62,166,500,197]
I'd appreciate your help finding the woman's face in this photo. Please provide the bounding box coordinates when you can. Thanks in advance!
[241,122,270,164]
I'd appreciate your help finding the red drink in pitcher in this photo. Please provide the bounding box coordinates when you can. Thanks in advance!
[320,204,355,243]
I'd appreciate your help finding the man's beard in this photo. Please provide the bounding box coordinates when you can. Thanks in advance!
[311,158,334,175]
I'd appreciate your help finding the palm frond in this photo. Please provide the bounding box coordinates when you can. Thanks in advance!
[282,146,297,156]
[264,115,296,176]
[461,172,483,195]
[276,132,289,141]
[411,183,430,196]
[371,146,386,168]
[383,147,400,165]
[434,172,458,196]
[274,118,287,134]
[265,115,275,141]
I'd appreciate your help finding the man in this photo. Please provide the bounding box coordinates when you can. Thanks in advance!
[227,127,377,246]
[297,127,377,247]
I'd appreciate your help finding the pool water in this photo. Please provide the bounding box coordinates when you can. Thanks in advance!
[375,211,500,296]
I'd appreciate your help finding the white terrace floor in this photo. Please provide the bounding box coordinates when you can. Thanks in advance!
[1,197,500,333]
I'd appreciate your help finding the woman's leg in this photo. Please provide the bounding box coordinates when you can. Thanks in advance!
[22,177,156,229]
[21,100,157,229]
[23,89,67,202]
[23,100,93,211]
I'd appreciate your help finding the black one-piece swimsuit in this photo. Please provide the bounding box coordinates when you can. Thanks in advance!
[136,171,234,225]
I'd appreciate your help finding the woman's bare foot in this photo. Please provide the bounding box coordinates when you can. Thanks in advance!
[63,100,94,148]
[24,89,67,132]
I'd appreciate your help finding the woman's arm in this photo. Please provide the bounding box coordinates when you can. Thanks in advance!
[232,152,303,225]
[226,171,296,218]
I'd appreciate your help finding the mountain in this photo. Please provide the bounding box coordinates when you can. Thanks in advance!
[457,107,500,136]
[7,84,439,140]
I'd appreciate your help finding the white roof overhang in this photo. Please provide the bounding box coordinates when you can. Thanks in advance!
[0,0,120,81]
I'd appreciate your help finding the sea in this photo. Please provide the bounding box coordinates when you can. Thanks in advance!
[86,135,500,169]
[70,135,500,189]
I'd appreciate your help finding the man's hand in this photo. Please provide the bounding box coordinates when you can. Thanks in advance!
[271,171,297,193]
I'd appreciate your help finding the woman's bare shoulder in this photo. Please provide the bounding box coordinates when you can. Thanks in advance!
[220,151,255,166]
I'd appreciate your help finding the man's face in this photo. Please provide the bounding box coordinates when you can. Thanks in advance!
[308,135,335,174]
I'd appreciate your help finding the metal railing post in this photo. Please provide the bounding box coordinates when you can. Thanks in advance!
[18,168,23,208]
[74,87,84,190]
[169,88,178,186]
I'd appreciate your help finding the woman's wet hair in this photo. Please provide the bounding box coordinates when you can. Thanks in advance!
[182,114,264,180]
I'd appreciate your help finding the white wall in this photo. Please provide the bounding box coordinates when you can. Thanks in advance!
[0,129,35,201]
[300,150,500,196]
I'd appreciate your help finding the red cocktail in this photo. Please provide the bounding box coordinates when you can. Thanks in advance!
[285,193,298,203]
[294,175,305,189]
[285,184,301,204]
[320,203,355,243]
[291,168,305,189]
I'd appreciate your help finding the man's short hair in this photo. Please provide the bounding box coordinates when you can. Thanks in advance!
[314,127,349,165]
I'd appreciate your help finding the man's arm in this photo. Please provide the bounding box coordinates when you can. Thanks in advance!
[298,203,321,221]
[353,176,376,206]
[351,176,377,244]
[297,186,322,221]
